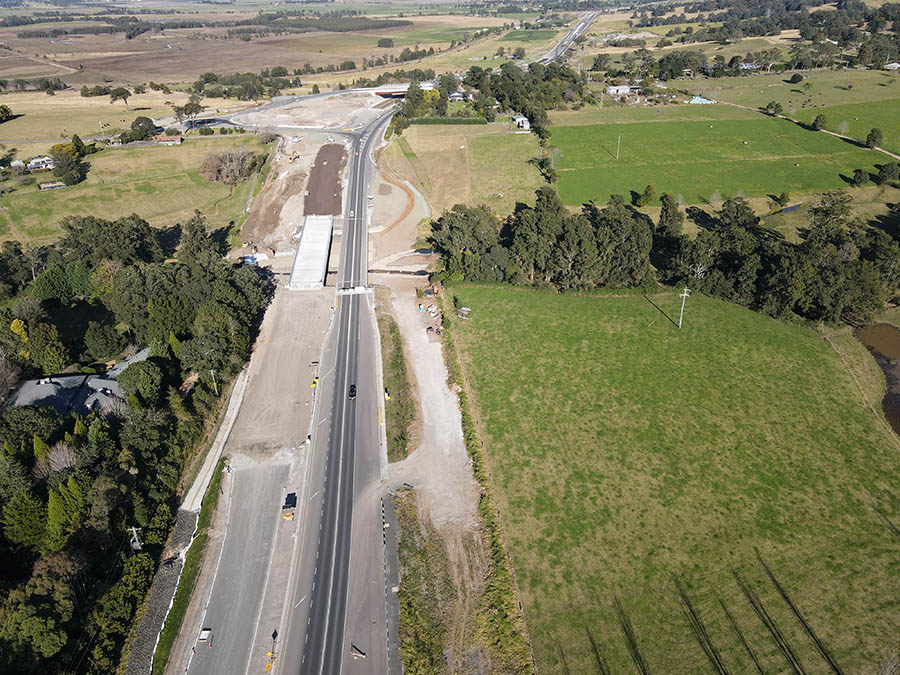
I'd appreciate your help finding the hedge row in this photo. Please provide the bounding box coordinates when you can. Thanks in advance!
[409,117,488,125]
[439,291,533,674]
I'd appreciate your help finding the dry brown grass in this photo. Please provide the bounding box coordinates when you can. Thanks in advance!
[0,89,251,142]
[0,12,519,85]
[386,124,543,217]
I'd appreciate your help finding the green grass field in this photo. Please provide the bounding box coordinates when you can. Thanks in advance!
[467,131,543,213]
[0,135,262,243]
[793,98,900,154]
[686,68,900,110]
[550,102,758,126]
[551,115,879,205]
[499,29,558,42]
[453,285,900,674]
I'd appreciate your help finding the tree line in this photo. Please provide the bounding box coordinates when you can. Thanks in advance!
[389,61,588,139]
[0,212,272,673]
[430,187,900,325]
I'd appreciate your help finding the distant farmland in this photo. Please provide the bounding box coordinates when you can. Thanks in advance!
[551,116,879,205]
[452,285,900,674]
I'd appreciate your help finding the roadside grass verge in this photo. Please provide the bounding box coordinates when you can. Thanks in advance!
[450,284,900,673]
[551,116,878,205]
[151,457,229,675]
[391,124,541,217]
[394,489,454,673]
[378,312,417,462]
[440,294,533,673]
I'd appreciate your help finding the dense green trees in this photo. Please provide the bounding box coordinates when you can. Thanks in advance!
[432,187,653,289]
[390,61,587,138]
[866,127,884,149]
[657,191,899,323]
[433,188,899,326]
[0,210,272,673]
[59,214,163,266]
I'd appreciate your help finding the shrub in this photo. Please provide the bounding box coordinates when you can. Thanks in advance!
[789,73,803,83]
[199,149,260,185]
[866,127,883,149]
[198,126,214,136]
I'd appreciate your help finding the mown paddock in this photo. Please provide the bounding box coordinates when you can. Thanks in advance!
[684,68,900,110]
[386,123,543,217]
[793,98,900,155]
[550,115,879,205]
[0,135,263,243]
[452,285,900,674]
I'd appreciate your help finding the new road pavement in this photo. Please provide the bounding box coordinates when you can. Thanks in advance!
[537,10,599,64]
[181,104,394,675]
[289,110,395,675]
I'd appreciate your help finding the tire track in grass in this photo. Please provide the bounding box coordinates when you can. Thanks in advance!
[585,626,611,675]
[875,508,900,543]
[613,594,651,675]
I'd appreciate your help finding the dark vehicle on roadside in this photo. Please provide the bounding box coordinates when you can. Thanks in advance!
[282,492,297,520]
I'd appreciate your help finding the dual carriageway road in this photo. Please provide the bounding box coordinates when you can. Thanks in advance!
[179,11,598,672]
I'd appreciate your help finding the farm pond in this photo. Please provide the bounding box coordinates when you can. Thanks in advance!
[856,322,900,435]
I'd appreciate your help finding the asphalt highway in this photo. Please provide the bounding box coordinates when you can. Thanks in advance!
[290,111,394,674]
[537,11,599,64]
[170,18,593,665]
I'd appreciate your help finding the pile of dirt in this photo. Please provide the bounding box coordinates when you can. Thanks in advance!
[304,143,347,216]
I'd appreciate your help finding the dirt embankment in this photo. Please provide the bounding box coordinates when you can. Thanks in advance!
[305,143,347,216]
[241,136,316,251]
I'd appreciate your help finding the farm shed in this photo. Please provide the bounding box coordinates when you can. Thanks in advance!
[511,114,530,130]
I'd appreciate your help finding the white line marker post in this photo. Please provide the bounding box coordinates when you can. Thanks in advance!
[678,287,691,329]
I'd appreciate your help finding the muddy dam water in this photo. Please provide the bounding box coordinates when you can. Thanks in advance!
[856,323,900,435]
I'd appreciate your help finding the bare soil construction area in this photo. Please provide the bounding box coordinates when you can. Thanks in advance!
[304,143,347,216]
[232,93,382,130]
[240,136,316,251]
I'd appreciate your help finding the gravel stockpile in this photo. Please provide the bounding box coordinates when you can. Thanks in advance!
[124,509,199,675]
